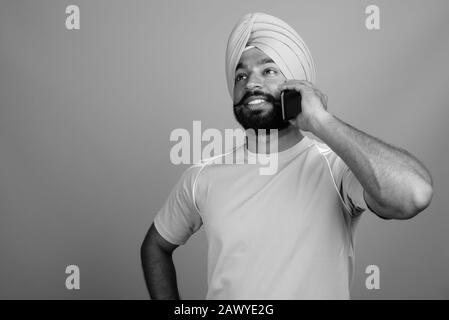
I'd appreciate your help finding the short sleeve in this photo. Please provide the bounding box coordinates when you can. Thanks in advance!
[153,164,203,245]
[318,143,374,218]
[333,157,370,217]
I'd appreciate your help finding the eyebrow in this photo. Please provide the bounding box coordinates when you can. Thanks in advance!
[235,57,276,71]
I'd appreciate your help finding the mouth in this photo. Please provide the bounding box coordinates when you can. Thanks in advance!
[245,101,270,111]
[243,96,271,109]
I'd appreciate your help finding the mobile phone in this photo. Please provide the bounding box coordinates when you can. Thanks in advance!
[281,90,302,121]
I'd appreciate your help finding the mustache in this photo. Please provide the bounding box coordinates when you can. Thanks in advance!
[234,90,277,107]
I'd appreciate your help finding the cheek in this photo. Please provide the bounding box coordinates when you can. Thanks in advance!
[266,83,282,98]
[233,87,244,104]
[268,77,286,96]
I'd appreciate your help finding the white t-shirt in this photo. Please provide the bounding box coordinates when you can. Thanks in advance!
[154,136,373,299]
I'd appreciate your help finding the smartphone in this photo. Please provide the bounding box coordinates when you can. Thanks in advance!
[281,90,302,121]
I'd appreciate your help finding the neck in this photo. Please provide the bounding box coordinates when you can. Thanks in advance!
[245,125,304,154]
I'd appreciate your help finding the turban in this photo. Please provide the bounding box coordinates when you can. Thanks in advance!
[225,12,316,98]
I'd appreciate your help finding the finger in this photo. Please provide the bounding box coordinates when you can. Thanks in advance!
[319,93,328,110]
[280,80,318,95]
[283,79,313,88]
[309,86,326,102]
[278,82,313,94]
[302,80,315,87]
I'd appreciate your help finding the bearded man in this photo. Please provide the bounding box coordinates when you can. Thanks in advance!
[140,12,433,300]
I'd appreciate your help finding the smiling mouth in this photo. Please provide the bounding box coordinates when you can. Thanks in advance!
[246,98,267,105]
[244,99,271,109]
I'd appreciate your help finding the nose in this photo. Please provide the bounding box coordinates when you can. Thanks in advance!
[245,73,263,90]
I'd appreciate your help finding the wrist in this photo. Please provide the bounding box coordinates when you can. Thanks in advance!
[309,111,333,136]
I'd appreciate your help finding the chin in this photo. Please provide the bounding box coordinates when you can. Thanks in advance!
[234,102,289,131]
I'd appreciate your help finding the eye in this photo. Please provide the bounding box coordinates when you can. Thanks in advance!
[264,68,277,75]
[235,73,247,82]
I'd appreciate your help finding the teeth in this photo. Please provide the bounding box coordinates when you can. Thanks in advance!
[247,99,266,105]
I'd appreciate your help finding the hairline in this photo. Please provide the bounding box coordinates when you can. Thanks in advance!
[235,57,278,72]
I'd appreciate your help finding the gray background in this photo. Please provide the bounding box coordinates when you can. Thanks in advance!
[0,0,448,299]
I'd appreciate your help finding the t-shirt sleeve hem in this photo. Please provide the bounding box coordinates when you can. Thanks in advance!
[154,216,186,246]
[345,181,373,218]
[362,189,392,219]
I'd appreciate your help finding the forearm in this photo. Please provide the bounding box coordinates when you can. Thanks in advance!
[141,245,180,300]
[311,111,433,219]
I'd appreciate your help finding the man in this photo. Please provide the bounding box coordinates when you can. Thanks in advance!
[141,12,433,299]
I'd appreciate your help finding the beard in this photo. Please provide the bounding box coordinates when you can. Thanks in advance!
[233,90,290,132]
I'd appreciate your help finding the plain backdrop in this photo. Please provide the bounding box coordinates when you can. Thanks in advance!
[0,0,448,299]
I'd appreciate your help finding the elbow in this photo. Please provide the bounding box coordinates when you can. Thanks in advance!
[140,241,146,256]
[140,240,147,261]
[141,238,157,269]
[412,181,433,214]
[398,181,433,220]
[140,237,153,261]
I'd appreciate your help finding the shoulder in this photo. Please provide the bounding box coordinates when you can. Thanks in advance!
[181,147,238,185]
[311,138,333,156]
[309,138,341,163]
[305,137,348,178]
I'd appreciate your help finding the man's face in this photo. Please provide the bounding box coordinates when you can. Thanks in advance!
[233,47,290,131]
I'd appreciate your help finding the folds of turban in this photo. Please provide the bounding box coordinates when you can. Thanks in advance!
[225,12,316,98]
